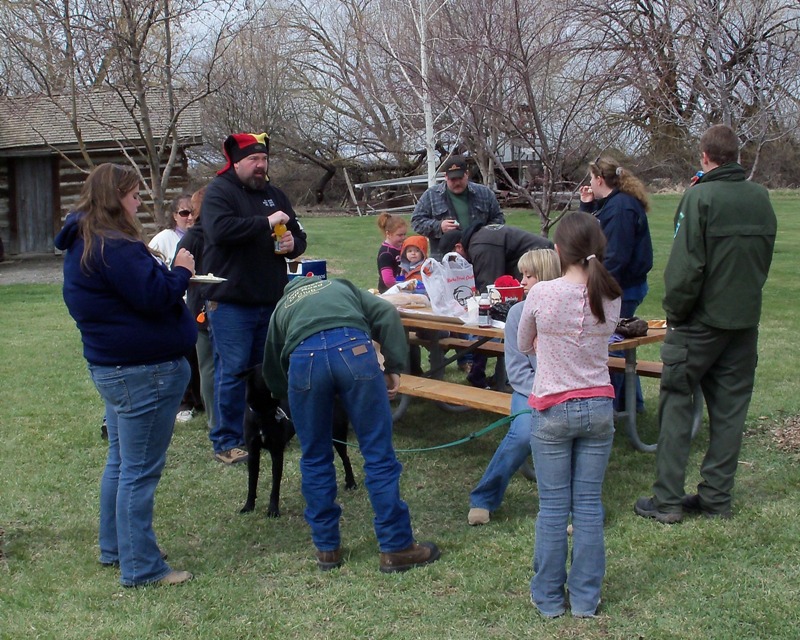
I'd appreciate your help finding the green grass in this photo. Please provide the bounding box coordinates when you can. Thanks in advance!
[1,194,799,639]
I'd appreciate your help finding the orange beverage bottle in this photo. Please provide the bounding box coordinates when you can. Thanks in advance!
[273,223,287,254]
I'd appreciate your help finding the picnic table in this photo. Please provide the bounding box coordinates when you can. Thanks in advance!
[394,311,702,452]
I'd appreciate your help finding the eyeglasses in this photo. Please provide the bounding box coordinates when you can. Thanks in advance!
[177,209,194,217]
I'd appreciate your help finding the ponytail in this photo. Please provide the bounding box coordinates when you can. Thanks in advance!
[585,254,622,324]
[377,211,406,235]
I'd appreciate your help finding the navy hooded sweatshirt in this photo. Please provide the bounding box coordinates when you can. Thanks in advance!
[55,212,197,366]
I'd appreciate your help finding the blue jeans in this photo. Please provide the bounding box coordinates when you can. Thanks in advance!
[530,398,614,618]
[287,328,413,553]
[90,358,190,587]
[207,302,273,453]
[469,392,532,511]
[612,296,646,412]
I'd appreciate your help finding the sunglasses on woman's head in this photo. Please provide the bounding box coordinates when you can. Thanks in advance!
[177,209,193,217]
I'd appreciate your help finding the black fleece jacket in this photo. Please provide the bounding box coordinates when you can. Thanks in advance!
[201,170,307,305]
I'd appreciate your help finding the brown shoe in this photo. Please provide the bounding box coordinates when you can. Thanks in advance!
[379,542,441,573]
[157,570,193,586]
[215,447,249,464]
[316,548,343,571]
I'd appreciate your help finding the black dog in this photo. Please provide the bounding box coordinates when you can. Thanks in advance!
[239,367,357,518]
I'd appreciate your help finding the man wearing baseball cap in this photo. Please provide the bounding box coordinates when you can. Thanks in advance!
[201,132,308,465]
[411,154,505,260]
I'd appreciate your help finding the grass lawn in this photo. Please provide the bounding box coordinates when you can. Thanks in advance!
[1,192,799,639]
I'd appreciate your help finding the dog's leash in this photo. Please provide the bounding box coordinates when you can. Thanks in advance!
[331,410,531,453]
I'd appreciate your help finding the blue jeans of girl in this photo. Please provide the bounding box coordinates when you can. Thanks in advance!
[90,358,190,587]
[469,392,532,511]
[530,397,614,618]
[287,328,413,553]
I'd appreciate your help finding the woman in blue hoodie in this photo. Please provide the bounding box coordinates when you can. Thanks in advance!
[55,164,198,588]
[579,157,653,412]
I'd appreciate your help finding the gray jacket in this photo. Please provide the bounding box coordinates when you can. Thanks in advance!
[504,301,536,396]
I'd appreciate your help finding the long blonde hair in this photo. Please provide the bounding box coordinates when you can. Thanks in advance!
[589,156,650,212]
[74,164,143,272]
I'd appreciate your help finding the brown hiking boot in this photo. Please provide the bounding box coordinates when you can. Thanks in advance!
[379,542,441,573]
[316,548,343,571]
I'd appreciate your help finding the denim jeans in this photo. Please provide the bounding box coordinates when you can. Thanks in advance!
[469,392,532,511]
[530,397,614,618]
[287,328,413,553]
[207,301,273,453]
[612,297,645,412]
[90,358,190,587]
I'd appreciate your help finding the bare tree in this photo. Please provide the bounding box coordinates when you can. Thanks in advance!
[574,0,800,178]
[428,0,605,233]
[0,0,254,225]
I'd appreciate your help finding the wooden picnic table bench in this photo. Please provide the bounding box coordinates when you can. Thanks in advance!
[398,374,512,415]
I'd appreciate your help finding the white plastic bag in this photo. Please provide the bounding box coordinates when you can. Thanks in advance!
[421,252,476,320]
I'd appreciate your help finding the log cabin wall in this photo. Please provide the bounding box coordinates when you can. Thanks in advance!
[0,147,193,255]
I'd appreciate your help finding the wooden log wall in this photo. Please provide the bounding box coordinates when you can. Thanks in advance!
[0,162,9,252]
[56,147,193,235]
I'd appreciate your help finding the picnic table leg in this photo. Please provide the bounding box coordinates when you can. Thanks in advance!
[621,348,657,453]
[391,393,411,422]
[428,340,472,413]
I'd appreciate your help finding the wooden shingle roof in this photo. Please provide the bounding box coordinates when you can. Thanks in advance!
[0,89,202,154]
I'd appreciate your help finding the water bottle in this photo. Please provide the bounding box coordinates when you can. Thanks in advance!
[478,293,491,327]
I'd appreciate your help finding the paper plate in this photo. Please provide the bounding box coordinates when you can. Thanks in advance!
[190,274,227,283]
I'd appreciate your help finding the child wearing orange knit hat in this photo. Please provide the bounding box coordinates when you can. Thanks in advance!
[399,235,429,282]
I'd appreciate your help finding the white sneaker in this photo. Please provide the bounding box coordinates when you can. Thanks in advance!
[175,409,194,423]
[467,508,490,525]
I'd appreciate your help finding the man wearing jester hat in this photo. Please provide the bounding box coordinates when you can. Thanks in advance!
[202,132,308,465]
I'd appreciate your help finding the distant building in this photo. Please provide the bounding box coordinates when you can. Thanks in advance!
[0,90,202,255]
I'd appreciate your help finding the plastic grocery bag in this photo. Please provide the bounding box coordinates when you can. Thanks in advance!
[421,252,476,321]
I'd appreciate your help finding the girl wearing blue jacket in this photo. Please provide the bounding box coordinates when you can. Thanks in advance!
[579,157,653,412]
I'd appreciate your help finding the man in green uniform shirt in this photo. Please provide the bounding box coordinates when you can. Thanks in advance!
[635,125,777,523]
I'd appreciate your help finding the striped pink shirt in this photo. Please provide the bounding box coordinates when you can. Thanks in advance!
[518,278,620,409]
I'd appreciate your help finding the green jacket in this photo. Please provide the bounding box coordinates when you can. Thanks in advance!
[663,163,776,329]
[262,277,409,398]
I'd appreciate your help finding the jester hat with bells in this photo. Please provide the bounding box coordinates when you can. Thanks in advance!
[217,132,270,175]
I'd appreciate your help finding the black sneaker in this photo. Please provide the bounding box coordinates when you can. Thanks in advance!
[634,496,683,524]
[681,494,732,520]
